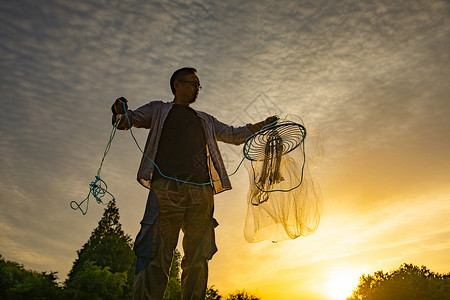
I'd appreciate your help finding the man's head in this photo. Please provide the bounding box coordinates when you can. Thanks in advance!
[170,67,201,105]
[170,67,197,95]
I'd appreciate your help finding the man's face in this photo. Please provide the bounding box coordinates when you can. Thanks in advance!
[176,73,201,104]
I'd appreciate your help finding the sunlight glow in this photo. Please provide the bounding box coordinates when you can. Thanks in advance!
[324,269,361,300]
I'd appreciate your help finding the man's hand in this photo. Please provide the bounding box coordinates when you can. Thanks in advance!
[264,116,278,126]
[111,97,129,126]
[112,97,128,114]
[250,115,278,133]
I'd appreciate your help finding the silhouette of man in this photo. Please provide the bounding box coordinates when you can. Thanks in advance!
[111,67,276,300]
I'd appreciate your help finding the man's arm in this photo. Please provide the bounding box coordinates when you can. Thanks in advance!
[212,115,278,145]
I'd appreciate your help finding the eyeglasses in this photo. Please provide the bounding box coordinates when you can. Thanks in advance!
[179,80,202,90]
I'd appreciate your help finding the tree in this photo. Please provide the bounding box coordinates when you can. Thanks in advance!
[0,254,62,299]
[65,261,127,300]
[164,249,182,300]
[65,201,135,299]
[347,263,450,300]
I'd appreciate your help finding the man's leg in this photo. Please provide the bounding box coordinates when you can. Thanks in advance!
[181,186,217,300]
[134,189,184,300]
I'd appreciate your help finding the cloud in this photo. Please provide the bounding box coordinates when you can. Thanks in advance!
[0,0,449,296]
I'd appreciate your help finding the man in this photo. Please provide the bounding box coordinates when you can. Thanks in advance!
[111,67,276,300]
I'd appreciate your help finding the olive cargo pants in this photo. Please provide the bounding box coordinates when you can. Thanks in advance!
[133,179,218,300]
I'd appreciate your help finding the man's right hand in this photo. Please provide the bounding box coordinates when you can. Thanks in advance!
[113,97,128,114]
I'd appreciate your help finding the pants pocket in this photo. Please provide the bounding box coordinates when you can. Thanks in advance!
[133,215,160,259]
[204,218,219,260]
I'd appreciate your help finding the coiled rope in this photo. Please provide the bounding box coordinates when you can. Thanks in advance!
[70,118,120,215]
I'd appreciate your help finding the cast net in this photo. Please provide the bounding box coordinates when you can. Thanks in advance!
[243,116,323,243]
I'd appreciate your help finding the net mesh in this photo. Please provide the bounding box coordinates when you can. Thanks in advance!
[243,116,323,243]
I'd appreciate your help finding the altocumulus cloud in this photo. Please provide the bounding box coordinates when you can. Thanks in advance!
[0,0,449,292]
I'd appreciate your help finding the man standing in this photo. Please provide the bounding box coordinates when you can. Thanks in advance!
[111,67,276,300]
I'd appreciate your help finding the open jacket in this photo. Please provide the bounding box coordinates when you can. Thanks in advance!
[115,101,254,194]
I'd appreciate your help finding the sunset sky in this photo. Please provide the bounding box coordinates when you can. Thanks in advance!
[1,0,449,299]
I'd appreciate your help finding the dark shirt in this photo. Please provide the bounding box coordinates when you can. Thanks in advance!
[151,104,209,184]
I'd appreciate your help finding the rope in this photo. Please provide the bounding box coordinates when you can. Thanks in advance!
[70,118,120,215]
[70,101,304,214]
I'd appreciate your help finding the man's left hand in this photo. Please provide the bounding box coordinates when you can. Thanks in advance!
[264,116,278,126]
[250,116,278,133]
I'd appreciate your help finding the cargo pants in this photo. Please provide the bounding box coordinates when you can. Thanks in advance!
[133,179,218,300]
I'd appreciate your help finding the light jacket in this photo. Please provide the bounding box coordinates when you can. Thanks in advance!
[115,101,254,194]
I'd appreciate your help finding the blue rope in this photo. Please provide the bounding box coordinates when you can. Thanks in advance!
[70,118,120,215]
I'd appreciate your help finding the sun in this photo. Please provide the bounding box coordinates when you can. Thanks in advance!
[323,269,361,300]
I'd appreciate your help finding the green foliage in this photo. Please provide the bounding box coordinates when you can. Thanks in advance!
[64,261,127,299]
[164,249,182,300]
[347,263,450,300]
[226,290,261,300]
[0,255,62,299]
[65,201,135,299]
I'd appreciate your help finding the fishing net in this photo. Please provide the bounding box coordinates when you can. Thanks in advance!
[243,116,323,243]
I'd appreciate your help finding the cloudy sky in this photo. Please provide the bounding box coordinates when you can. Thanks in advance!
[1,0,449,299]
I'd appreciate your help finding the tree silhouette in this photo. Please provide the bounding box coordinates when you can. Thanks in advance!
[206,286,222,300]
[347,263,450,300]
[0,255,62,299]
[65,201,135,299]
